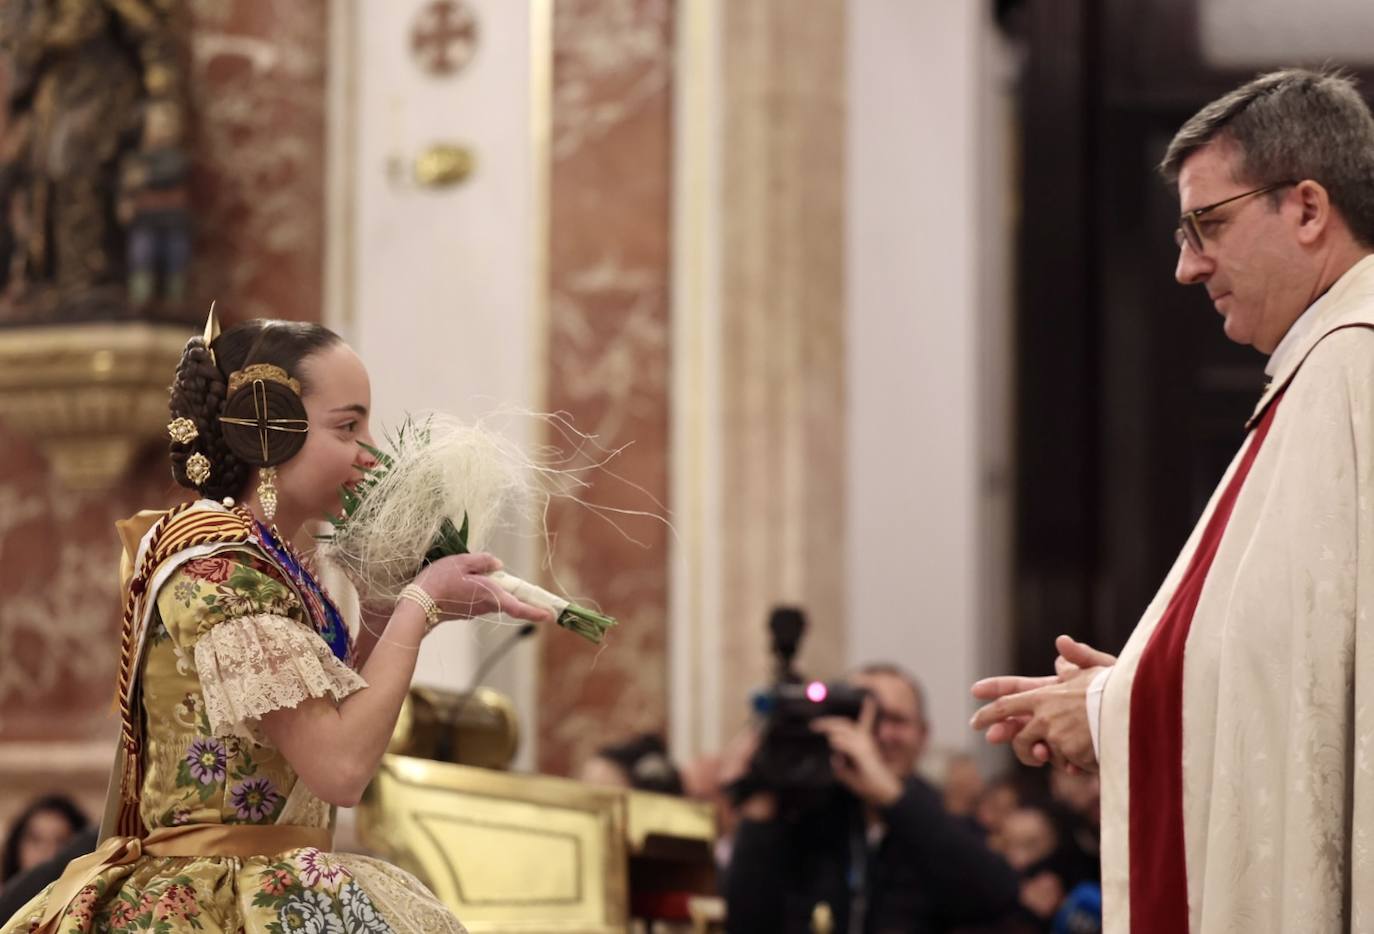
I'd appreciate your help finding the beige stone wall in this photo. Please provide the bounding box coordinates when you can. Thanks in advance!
[717,0,848,740]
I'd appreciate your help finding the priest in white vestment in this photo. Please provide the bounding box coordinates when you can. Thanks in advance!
[971,68,1374,934]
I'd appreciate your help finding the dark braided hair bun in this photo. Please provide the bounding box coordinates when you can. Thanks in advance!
[167,319,343,500]
[168,336,242,499]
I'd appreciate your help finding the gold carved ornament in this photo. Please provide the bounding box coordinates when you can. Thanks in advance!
[185,452,211,487]
[217,362,309,524]
[166,416,198,444]
[219,367,308,463]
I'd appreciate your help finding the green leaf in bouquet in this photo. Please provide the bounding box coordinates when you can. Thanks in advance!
[556,604,619,644]
[359,440,394,471]
[424,513,470,565]
[327,440,395,533]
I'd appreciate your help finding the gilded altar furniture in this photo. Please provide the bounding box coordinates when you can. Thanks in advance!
[357,756,718,934]
[356,687,719,933]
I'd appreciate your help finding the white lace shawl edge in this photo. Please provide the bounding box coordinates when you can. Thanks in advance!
[192,613,368,746]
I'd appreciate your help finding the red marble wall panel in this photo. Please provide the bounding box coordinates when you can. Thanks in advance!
[0,0,326,826]
[0,443,175,743]
[538,0,674,776]
[186,0,328,322]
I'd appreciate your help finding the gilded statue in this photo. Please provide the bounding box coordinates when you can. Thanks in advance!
[0,0,192,324]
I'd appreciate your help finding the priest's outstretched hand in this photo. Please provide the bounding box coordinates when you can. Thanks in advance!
[969,635,1116,772]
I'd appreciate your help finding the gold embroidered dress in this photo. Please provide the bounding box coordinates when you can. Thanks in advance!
[1,501,465,934]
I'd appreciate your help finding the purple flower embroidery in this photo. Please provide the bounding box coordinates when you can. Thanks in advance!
[296,848,351,890]
[185,738,226,784]
[230,777,281,822]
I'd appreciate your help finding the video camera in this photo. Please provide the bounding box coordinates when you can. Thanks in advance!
[731,606,868,803]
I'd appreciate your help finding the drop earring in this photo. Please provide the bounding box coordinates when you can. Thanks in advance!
[258,466,278,524]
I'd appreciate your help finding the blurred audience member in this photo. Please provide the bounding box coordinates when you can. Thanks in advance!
[578,733,684,796]
[0,827,98,921]
[995,807,1059,875]
[943,752,985,819]
[1048,770,1101,886]
[975,774,1021,838]
[0,795,88,885]
[981,803,1102,934]
[1049,770,1099,827]
[984,805,1065,932]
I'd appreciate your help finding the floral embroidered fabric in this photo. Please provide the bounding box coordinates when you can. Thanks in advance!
[0,545,465,934]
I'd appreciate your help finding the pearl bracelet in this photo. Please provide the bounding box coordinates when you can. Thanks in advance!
[397,584,441,634]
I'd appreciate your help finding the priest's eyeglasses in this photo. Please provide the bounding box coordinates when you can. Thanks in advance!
[1173,181,1297,254]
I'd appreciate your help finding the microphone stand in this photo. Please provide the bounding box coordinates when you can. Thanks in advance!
[434,622,537,763]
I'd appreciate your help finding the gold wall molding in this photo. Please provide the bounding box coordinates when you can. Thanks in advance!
[0,324,192,489]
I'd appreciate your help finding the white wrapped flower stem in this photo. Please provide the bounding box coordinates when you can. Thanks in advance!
[486,570,616,643]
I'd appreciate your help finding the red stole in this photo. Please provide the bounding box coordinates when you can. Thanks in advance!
[1127,390,1286,933]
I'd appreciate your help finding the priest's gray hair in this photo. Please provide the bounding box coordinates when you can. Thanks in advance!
[1160,67,1374,248]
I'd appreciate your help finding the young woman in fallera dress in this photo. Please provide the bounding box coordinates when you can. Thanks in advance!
[0,316,550,934]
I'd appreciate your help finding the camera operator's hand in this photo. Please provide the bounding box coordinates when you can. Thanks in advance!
[812,698,904,808]
[737,791,777,822]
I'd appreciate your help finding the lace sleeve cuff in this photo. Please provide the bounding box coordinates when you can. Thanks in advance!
[193,613,368,744]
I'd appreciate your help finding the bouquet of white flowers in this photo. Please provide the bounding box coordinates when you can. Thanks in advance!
[322,414,617,644]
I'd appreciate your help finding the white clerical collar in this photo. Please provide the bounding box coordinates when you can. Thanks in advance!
[1265,293,1329,378]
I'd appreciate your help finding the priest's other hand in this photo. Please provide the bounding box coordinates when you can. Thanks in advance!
[812,699,904,808]
[969,664,1104,772]
[1051,634,1117,676]
[970,636,1115,771]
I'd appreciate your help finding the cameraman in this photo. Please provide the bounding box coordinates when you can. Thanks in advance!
[725,664,1019,933]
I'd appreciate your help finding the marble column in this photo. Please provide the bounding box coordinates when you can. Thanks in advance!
[538,0,675,775]
[715,0,848,742]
